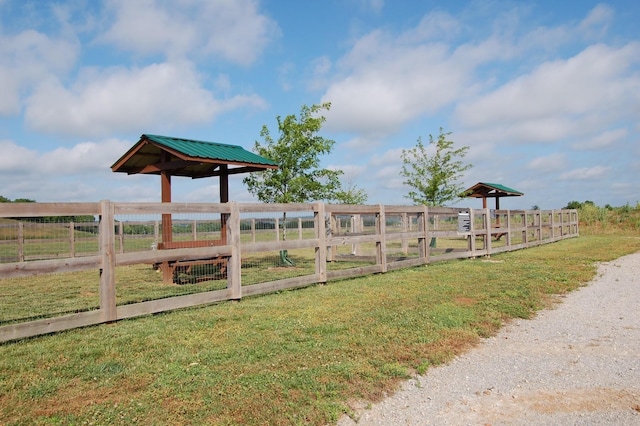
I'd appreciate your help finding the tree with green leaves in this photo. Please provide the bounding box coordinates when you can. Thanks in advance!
[400,128,472,206]
[244,103,342,204]
[244,103,343,245]
[332,173,368,205]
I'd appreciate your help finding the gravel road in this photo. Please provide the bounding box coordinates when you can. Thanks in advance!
[338,251,640,425]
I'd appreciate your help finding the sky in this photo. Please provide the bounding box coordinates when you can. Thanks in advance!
[1,0,639,210]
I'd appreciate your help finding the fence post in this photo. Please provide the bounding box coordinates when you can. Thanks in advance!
[468,208,476,256]
[227,202,242,300]
[99,200,117,322]
[154,221,159,245]
[117,221,124,254]
[192,219,197,241]
[505,210,512,247]
[484,208,492,256]
[401,213,408,254]
[18,221,24,262]
[537,212,542,241]
[350,216,357,255]
[328,212,335,262]
[419,205,429,264]
[298,217,303,240]
[69,221,75,257]
[315,202,327,283]
[377,205,387,273]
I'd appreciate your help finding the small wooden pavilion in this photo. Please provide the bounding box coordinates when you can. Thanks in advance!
[463,182,524,210]
[111,134,278,282]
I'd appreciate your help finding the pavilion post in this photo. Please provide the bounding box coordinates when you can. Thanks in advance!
[160,152,173,283]
[219,165,229,245]
[161,171,172,245]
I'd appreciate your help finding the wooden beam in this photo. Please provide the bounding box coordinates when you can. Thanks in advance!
[220,165,229,245]
[191,164,278,179]
[110,140,148,172]
[137,160,204,174]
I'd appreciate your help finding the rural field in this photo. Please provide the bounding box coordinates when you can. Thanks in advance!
[1,204,639,425]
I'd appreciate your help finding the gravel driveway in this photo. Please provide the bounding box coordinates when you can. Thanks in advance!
[338,251,640,425]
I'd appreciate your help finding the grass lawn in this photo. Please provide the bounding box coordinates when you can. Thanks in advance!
[1,232,639,425]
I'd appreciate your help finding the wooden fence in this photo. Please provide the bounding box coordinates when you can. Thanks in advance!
[0,201,578,342]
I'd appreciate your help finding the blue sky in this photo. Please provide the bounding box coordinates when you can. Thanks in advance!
[1,0,639,209]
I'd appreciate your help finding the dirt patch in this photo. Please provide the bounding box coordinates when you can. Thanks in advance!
[453,387,640,423]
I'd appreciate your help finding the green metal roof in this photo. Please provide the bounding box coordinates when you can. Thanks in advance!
[464,182,524,198]
[111,134,277,178]
[479,182,523,195]
[143,134,277,167]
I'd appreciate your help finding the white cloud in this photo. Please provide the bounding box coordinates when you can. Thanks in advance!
[369,147,404,167]
[573,127,628,150]
[0,138,137,201]
[181,183,221,203]
[400,11,461,43]
[100,0,279,66]
[45,139,131,174]
[316,3,637,145]
[526,153,566,172]
[321,32,471,136]
[560,165,609,180]
[579,3,614,38]
[341,135,383,151]
[0,138,130,177]
[317,7,538,138]
[0,140,37,174]
[456,42,640,140]
[0,29,78,115]
[516,4,613,53]
[25,61,267,137]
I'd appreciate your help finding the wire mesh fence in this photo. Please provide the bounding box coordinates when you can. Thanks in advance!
[0,202,579,341]
[239,206,319,286]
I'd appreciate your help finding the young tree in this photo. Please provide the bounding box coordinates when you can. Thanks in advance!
[332,172,368,205]
[244,102,342,203]
[400,128,472,206]
[244,103,343,243]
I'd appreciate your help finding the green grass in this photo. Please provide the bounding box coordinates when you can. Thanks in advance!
[0,247,382,325]
[1,227,639,424]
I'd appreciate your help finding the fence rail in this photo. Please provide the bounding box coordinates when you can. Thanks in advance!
[0,201,578,342]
